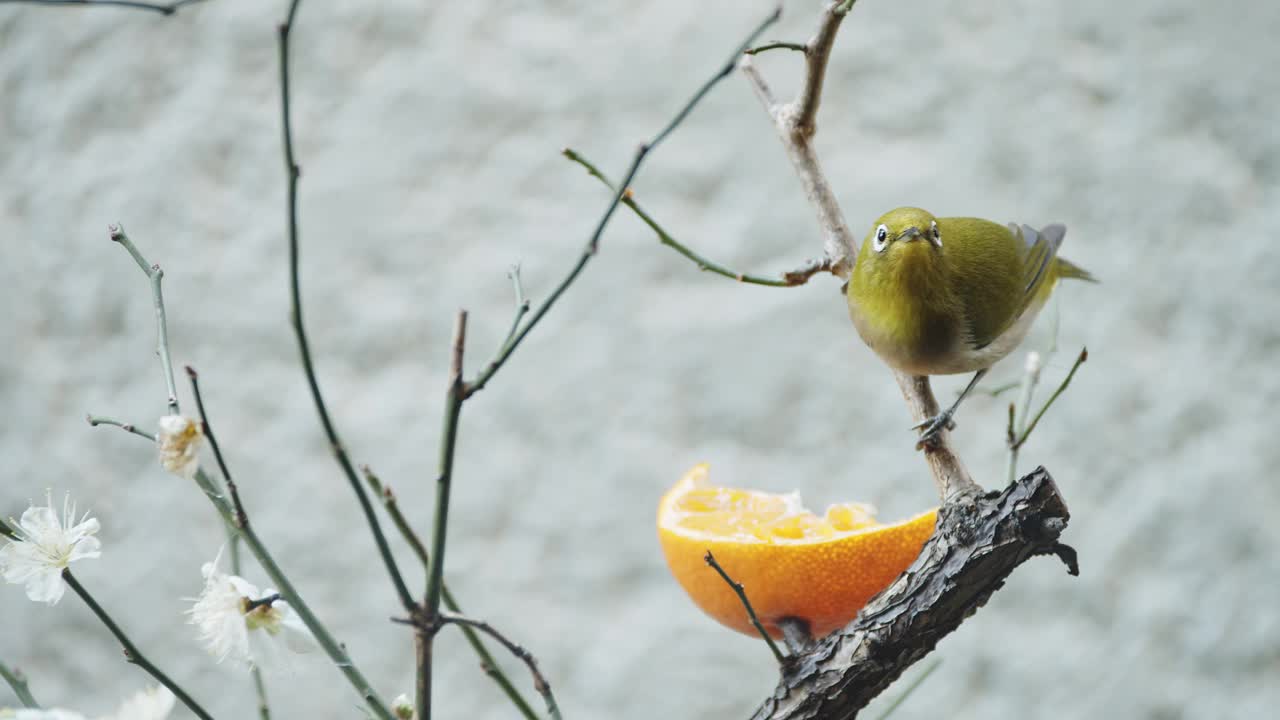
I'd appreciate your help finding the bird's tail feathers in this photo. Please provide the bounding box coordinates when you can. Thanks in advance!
[1055,257,1097,283]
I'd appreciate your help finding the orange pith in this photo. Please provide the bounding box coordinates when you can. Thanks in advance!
[657,463,937,639]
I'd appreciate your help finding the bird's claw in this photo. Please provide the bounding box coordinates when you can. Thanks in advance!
[911,411,956,450]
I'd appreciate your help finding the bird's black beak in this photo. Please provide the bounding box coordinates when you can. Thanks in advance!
[898,226,923,242]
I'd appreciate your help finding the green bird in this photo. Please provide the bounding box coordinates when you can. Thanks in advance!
[845,207,1094,448]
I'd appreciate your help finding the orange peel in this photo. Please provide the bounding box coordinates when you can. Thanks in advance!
[657,463,937,639]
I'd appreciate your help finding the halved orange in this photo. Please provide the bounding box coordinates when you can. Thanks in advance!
[657,463,937,639]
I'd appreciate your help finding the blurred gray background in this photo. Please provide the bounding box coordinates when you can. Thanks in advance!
[2,0,1278,717]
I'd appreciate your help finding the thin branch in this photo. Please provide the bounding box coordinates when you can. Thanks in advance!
[276,0,414,613]
[185,367,248,528]
[440,612,563,720]
[563,147,827,287]
[85,414,156,442]
[794,1,853,138]
[704,551,785,663]
[61,569,212,720]
[361,466,539,720]
[738,2,858,277]
[185,369,270,716]
[1006,352,1043,484]
[108,225,180,416]
[745,41,807,55]
[464,5,782,397]
[251,669,271,720]
[1012,348,1088,451]
[418,310,468,720]
[0,0,205,13]
[362,466,431,573]
[503,265,532,346]
[0,659,38,709]
[234,508,395,719]
[425,310,467,617]
[87,408,394,719]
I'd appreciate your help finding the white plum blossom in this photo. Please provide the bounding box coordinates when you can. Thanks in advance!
[187,552,316,668]
[0,686,172,720]
[391,694,416,719]
[157,415,202,479]
[0,493,101,605]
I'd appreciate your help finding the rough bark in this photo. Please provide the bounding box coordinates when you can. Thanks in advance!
[751,467,1078,720]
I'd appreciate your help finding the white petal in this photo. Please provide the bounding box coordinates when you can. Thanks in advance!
[67,535,101,563]
[16,506,61,541]
[24,568,66,605]
[64,517,100,546]
[105,686,175,720]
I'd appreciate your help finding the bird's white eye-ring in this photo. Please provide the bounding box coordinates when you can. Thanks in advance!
[930,220,942,248]
[873,224,889,253]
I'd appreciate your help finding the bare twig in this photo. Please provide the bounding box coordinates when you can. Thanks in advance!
[362,469,539,720]
[0,0,205,13]
[425,311,467,617]
[704,551,786,663]
[440,612,563,720]
[104,229,269,716]
[746,41,807,55]
[0,659,38,709]
[464,6,782,397]
[92,429,392,717]
[1012,348,1088,452]
[419,310,468,719]
[362,466,431,573]
[738,3,858,278]
[61,569,212,720]
[93,250,392,720]
[85,414,157,442]
[1006,352,1043,484]
[414,10,785,718]
[563,148,831,287]
[503,265,532,346]
[185,367,248,529]
[793,1,853,139]
[276,0,414,613]
[108,225,180,416]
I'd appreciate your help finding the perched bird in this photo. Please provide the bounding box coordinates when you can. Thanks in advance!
[845,207,1094,448]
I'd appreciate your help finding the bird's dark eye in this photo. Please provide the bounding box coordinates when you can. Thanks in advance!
[873,224,889,253]
[929,221,942,248]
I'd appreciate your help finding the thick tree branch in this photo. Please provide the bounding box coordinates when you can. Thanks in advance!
[751,468,1077,720]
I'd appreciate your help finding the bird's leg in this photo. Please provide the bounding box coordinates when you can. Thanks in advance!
[912,369,989,449]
